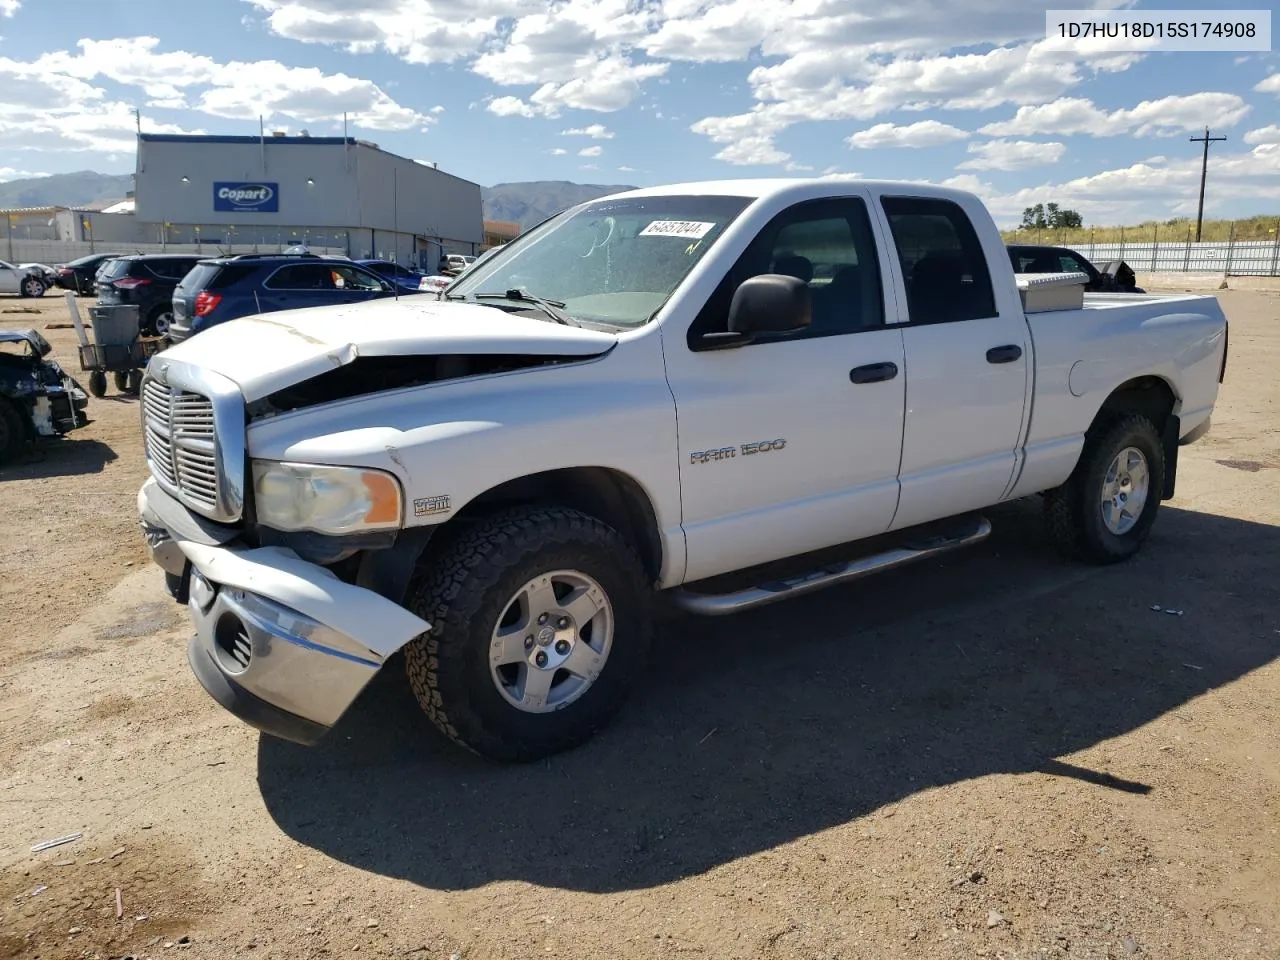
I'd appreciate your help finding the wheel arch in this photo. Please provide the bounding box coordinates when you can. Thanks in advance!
[1088,375,1179,499]
[1089,375,1178,437]
[451,466,665,585]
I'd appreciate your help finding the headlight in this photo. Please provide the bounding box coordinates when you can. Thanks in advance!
[251,461,402,535]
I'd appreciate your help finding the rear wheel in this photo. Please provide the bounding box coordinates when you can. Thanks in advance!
[113,370,130,392]
[87,371,107,398]
[145,306,173,337]
[0,399,28,464]
[1044,414,1165,564]
[403,506,652,761]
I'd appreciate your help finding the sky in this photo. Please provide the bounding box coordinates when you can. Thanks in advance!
[0,0,1277,227]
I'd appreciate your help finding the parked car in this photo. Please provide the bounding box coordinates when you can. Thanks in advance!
[0,329,89,463]
[167,254,397,343]
[355,259,426,294]
[440,253,476,276]
[136,178,1227,762]
[55,253,126,296]
[0,259,49,297]
[95,254,204,337]
[1007,244,1146,293]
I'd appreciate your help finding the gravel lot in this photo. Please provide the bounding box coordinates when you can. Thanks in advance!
[1,290,1277,960]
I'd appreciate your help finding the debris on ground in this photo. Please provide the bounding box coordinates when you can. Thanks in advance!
[30,832,83,852]
[986,909,1006,928]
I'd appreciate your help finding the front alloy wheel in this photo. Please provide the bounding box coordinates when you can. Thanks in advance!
[404,506,652,761]
[489,570,614,713]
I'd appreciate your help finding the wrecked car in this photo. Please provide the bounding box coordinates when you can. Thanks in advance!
[0,330,90,464]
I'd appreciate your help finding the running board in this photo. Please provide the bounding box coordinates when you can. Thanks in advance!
[669,515,993,616]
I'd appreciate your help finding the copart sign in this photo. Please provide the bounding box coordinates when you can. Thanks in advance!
[213,182,279,213]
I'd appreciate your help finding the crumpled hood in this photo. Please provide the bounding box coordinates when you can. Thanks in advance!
[156,296,618,401]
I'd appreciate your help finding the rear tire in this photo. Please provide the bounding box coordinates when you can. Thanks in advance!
[403,506,652,762]
[145,306,173,337]
[0,399,28,464]
[1044,413,1164,564]
[87,371,107,398]
[113,370,130,392]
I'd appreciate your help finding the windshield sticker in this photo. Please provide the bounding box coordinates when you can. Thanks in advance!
[639,220,716,240]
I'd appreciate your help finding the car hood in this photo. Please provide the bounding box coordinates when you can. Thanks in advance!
[0,329,52,357]
[154,296,619,402]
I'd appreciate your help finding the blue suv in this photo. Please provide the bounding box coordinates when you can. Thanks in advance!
[168,254,397,343]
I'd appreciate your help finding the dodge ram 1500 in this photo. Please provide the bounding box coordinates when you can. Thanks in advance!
[136,178,1228,761]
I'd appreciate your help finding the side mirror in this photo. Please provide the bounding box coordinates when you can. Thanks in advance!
[694,274,812,351]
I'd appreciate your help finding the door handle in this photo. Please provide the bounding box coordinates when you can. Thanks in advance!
[849,361,899,384]
[986,344,1023,364]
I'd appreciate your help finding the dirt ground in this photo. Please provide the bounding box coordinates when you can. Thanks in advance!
[1,289,1277,960]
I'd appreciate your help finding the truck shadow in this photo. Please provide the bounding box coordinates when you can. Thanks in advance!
[256,500,1280,893]
[0,437,117,480]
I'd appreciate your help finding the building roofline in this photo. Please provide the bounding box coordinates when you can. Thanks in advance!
[137,133,480,189]
[139,133,357,146]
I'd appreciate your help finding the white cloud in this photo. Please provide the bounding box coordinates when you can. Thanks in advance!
[578,145,603,157]
[1256,73,1280,94]
[979,93,1250,138]
[689,33,1141,165]
[958,139,1066,171]
[617,165,636,171]
[939,143,1280,227]
[1243,125,1280,146]
[549,147,568,155]
[9,37,431,143]
[0,0,18,16]
[0,166,46,181]
[430,104,445,114]
[846,120,968,149]
[561,123,614,138]
[243,0,523,64]
[487,95,538,117]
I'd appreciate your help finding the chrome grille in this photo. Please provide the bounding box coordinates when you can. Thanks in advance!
[142,378,220,512]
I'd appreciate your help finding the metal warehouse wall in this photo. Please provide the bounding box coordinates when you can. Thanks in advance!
[133,135,483,250]
[353,144,482,246]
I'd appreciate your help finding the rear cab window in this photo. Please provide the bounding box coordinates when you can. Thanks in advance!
[881,197,996,324]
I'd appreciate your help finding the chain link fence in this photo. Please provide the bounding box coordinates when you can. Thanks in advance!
[1006,221,1280,276]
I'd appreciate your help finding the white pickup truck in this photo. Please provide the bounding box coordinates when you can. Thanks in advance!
[136,178,1228,761]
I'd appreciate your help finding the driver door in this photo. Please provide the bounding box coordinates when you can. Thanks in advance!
[664,196,906,583]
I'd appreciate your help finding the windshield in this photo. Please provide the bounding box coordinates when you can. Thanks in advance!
[447,194,753,328]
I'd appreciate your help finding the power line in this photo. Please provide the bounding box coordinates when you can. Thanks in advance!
[1189,127,1227,243]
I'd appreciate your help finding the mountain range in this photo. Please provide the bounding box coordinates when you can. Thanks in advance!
[0,171,635,230]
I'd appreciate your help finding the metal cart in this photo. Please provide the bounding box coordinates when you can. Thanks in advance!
[76,304,164,397]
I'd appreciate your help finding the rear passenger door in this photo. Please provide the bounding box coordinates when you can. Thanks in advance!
[879,196,1030,530]
[262,263,343,311]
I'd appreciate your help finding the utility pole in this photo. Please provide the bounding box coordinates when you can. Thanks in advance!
[1190,127,1226,243]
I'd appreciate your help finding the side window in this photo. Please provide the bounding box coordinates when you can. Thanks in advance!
[265,264,335,290]
[1058,253,1094,278]
[688,197,884,347]
[331,265,387,291]
[881,197,996,324]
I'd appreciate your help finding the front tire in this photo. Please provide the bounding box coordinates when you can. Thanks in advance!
[21,276,45,297]
[403,506,653,762]
[1044,413,1165,564]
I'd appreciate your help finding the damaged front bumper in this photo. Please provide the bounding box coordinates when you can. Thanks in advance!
[138,478,429,745]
